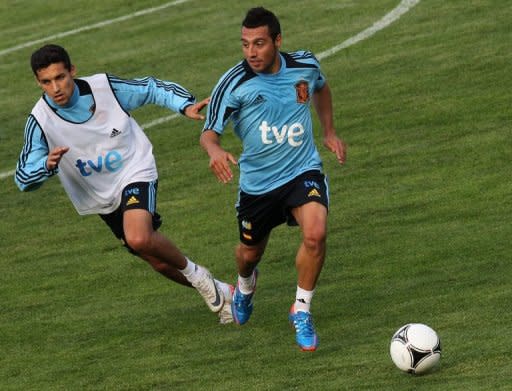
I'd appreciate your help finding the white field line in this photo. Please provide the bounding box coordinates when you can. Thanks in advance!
[0,0,189,57]
[1,169,15,180]
[317,0,421,60]
[141,113,180,129]
[1,0,421,180]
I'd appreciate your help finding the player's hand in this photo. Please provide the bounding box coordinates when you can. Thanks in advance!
[324,133,346,165]
[46,146,69,170]
[208,148,238,183]
[184,97,211,120]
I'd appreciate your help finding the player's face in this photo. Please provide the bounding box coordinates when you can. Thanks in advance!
[241,26,281,74]
[35,62,76,106]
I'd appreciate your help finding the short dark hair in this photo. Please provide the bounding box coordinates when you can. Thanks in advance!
[242,7,281,41]
[30,44,72,75]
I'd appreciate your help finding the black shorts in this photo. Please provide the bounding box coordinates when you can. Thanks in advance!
[100,181,162,252]
[236,170,329,245]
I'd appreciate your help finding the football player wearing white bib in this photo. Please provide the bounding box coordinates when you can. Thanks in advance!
[15,44,233,323]
[200,8,347,350]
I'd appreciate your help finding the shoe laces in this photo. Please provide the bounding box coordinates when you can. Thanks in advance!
[194,276,211,292]
[293,312,316,337]
[233,288,252,307]
[192,269,214,296]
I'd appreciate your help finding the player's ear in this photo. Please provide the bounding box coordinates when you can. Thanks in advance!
[70,65,76,78]
[274,33,282,49]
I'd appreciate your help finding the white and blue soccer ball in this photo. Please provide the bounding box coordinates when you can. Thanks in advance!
[390,323,442,374]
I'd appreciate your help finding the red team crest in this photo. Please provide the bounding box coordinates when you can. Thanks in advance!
[295,80,309,104]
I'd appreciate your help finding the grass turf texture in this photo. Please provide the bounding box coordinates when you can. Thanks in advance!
[1,0,511,389]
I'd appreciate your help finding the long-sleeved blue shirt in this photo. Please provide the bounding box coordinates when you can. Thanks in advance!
[15,74,195,191]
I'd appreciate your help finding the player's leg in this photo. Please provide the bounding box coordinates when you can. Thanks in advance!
[100,181,227,313]
[142,253,191,286]
[286,171,329,351]
[128,245,235,317]
[286,171,329,310]
[122,208,187,269]
[232,189,279,324]
[291,201,328,293]
[122,204,226,314]
[100,205,190,286]
[139,251,234,323]
[287,201,326,351]
[100,206,231,317]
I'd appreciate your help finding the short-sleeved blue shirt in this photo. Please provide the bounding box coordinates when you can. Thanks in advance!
[204,51,326,194]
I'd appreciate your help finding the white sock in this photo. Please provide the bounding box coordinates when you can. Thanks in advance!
[294,286,314,313]
[180,257,197,279]
[237,272,256,294]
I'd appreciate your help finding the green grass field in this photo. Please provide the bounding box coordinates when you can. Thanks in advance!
[1,0,511,389]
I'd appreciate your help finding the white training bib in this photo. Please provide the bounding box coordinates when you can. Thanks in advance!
[32,73,157,215]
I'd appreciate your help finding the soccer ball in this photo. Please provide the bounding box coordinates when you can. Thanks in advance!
[390,323,441,374]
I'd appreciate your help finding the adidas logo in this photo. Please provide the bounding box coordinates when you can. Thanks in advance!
[254,94,265,104]
[308,189,321,198]
[110,128,122,138]
[126,196,139,206]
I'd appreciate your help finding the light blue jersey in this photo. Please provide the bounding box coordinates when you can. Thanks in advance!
[15,74,195,191]
[204,51,325,194]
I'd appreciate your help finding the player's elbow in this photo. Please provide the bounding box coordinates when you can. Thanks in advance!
[16,180,42,192]
[14,172,43,192]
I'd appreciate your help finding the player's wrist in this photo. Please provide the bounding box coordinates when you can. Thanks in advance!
[180,103,193,116]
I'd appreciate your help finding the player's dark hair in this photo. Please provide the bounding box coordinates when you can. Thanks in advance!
[242,7,281,41]
[30,44,72,75]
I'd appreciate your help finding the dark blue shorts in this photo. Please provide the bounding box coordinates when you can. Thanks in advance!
[236,170,329,245]
[100,181,162,253]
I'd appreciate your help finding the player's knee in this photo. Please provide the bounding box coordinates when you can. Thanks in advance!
[124,233,152,254]
[302,227,326,255]
[236,244,262,266]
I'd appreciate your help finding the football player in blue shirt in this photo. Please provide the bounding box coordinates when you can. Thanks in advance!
[15,44,234,324]
[200,7,346,350]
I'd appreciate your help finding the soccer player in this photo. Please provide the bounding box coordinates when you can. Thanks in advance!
[200,7,346,351]
[15,44,233,323]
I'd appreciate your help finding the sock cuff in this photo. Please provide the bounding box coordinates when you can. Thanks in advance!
[238,273,256,295]
[296,286,315,304]
[181,257,197,277]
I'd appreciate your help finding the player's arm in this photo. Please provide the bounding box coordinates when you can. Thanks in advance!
[200,66,243,182]
[200,130,237,184]
[312,82,346,165]
[15,115,64,191]
[108,74,201,117]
